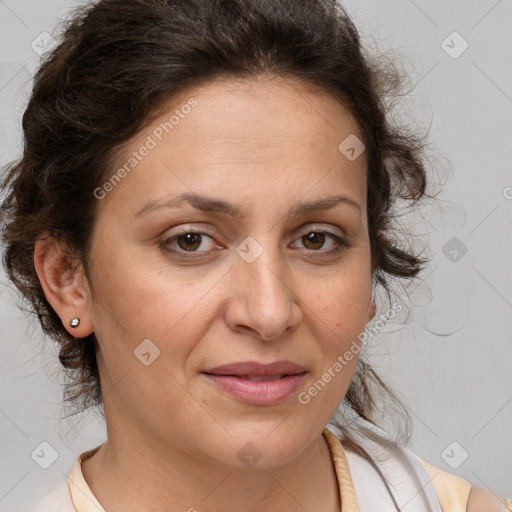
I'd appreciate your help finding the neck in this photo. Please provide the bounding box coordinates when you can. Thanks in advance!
[80,426,341,512]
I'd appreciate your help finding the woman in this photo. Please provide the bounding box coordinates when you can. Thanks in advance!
[1,0,510,510]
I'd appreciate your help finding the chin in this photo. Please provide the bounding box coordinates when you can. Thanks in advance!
[207,425,313,470]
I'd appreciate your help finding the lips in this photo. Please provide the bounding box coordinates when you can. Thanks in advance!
[202,360,307,405]
[202,360,307,378]
[238,375,287,381]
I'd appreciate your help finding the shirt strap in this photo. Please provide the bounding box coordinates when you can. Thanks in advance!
[68,445,105,512]
[323,428,361,512]
[415,456,471,512]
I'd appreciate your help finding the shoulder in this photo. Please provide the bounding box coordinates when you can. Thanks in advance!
[416,456,472,508]
[466,486,509,512]
[417,456,509,512]
[328,420,510,512]
[30,478,75,512]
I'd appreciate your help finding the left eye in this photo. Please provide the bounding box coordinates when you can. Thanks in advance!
[160,230,350,257]
[291,231,348,253]
[162,232,217,253]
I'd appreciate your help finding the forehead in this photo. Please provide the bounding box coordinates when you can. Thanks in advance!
[156,74,363,149]
[100,75,367,218]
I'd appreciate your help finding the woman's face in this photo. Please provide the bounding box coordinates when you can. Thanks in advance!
[85,75,373,468]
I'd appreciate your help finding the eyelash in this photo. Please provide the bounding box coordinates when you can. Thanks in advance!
[159,228,351,259]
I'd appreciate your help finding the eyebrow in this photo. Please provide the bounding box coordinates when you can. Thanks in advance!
[134,192,362,219]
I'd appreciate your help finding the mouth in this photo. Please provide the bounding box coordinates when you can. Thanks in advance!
[226,374,290,381]
[201,371,307,405]
[203,372,297,380]
[203,360,307,378]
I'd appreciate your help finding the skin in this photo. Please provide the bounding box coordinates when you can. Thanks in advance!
[34,74,377,512]
[466,487,509,512]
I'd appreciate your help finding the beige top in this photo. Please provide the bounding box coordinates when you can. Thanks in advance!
[38,428,510,512]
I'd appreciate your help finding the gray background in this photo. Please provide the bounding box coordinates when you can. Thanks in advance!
[1,0,511,509]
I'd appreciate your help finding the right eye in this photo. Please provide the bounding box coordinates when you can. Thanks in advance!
[160,230,222,257]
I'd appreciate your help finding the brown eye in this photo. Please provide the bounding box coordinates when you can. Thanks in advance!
[176,233,203,251]
[291,230,350,257]
[301,232,326,250]
[160,231,218,256]
[160,227,350,261]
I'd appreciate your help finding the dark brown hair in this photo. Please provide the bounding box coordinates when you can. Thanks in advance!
[0,0,440,442]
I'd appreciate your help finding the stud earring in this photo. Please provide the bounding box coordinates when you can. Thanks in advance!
[69,317,80,328]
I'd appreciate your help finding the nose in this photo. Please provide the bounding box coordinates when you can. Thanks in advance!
[224,244,302,342]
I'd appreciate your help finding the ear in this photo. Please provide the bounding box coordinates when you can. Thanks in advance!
[33,231,94,338]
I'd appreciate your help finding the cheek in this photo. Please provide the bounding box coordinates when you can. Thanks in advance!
[312,264,372,328]
[304,261,371,376]
[88,244,220,372]
[301,274,370,408]
[88,261,213,414]
[90,237,178,329]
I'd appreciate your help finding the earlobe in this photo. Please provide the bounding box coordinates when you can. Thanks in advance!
[33,231,94,338]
